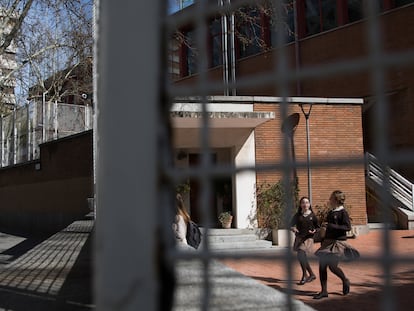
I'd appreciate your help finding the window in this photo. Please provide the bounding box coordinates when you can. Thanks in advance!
[305,0,321,36]
[395,0,414,7]
[320,0,337,30]
[236,6,263,58]
[168,39,181,80]
[347,0,364,23]
[183,29,198,76]
[269,1,296,46]
[209,17,223,67]
[305,0,337,36]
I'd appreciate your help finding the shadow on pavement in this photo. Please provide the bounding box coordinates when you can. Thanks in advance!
[0,224,94,310]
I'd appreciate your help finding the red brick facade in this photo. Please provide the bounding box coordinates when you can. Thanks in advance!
[254,103,366,225]
[172,5,414,227]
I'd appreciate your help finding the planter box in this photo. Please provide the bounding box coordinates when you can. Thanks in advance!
[272,229,295,247]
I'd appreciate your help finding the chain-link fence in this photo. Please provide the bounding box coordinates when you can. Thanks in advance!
[95,1,414,310]
[0,101,92,167]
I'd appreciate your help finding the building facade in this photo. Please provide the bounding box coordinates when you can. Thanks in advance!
[171,95,366,231]
[168,1,414,230]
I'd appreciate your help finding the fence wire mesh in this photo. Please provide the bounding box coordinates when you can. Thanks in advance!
[95,1,414,310]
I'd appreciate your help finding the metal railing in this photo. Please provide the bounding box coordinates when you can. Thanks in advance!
[0,101,93,167]
[366,152,414,212]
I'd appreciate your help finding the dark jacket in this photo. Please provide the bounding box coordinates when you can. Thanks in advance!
[325,208,351,241]
[290,211,319,240]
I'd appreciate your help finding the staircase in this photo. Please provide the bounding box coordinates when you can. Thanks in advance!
[198,228,275,252]
[366,152,414,229]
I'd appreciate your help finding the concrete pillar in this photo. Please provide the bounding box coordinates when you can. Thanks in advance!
[234,131,257,229]
[95,0,160,310]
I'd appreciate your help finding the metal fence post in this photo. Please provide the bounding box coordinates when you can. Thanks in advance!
[95,0,160,310]
[13,108,16,165]
[27,103,30,161]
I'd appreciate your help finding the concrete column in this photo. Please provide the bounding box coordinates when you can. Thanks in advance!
[234,131,257,228]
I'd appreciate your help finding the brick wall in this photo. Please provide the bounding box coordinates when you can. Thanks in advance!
[0,130,93,235]
[254,103,367,226]
[172,6,414,225]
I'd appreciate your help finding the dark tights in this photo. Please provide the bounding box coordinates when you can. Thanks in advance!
[297,250,314,279]
[319,256,347,293]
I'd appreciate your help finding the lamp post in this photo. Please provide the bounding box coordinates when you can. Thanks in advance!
[300,104,313,203]
[281,113,300,184]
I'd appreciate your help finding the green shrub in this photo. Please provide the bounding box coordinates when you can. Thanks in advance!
[256,179,299,229]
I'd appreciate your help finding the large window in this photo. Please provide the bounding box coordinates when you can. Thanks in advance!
[183,29,198,76]
[347,0,364,23]
[209,17,223,67]
[305,0,337,36]
[269,1,296,46]
[175,0,414,78]
[395,0,414,7]
[236,6,263,58]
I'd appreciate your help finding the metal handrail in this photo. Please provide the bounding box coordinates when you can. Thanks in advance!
[366,152,414,212]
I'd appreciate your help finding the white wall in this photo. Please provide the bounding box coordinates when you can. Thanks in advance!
[234,131,257,228]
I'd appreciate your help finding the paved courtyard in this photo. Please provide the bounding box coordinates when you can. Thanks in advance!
[221,229,414,311]
[1,219,413,310]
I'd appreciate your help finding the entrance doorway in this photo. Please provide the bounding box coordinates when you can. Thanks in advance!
[189,153,234,227]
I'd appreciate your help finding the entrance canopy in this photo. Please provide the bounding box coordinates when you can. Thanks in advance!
[171,99,272,148]
[170,95,363,148]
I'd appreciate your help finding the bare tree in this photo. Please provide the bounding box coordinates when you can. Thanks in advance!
[0,0,93,112]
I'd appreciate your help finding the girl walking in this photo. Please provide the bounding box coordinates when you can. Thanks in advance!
[290,196,318,285]
[313,190,359,299]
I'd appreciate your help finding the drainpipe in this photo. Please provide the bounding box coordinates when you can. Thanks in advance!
[42,91,47,142]
[54,100,58,139]
[26,103,30,161]
[220,0,229,95]
[293,0,302,96]
[229,0,236,95]
[13,107,16,164]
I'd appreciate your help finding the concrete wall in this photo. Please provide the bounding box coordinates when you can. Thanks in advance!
[0,130,93,235]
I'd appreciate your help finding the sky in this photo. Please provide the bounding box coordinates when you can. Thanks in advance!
[168,0,194,13]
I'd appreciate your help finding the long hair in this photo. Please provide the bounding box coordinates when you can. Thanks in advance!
[176,193,191,223]
[297,196,313,214]
[331,190,346,206]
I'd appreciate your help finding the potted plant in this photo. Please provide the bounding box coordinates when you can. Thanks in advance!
[175,180,190,196]
[256,180,298,246]
[219,211,233,228]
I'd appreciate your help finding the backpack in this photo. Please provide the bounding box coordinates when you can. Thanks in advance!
[186,220,202,249]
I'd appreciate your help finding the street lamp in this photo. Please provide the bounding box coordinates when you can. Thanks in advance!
[281,113,300,184]
[300,104,313,203]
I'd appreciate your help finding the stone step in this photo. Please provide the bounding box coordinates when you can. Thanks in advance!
[200,228,255,236]
[204,239,273,250]
[207,233,257,243]
[197,227,273,250]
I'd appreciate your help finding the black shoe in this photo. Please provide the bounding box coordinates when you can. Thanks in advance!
[343,279,350,295]
[313,292,328,299]
[306,275,316,283]
[297,278,307,285]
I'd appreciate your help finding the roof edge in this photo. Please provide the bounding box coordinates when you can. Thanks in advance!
[173,95,364,105]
